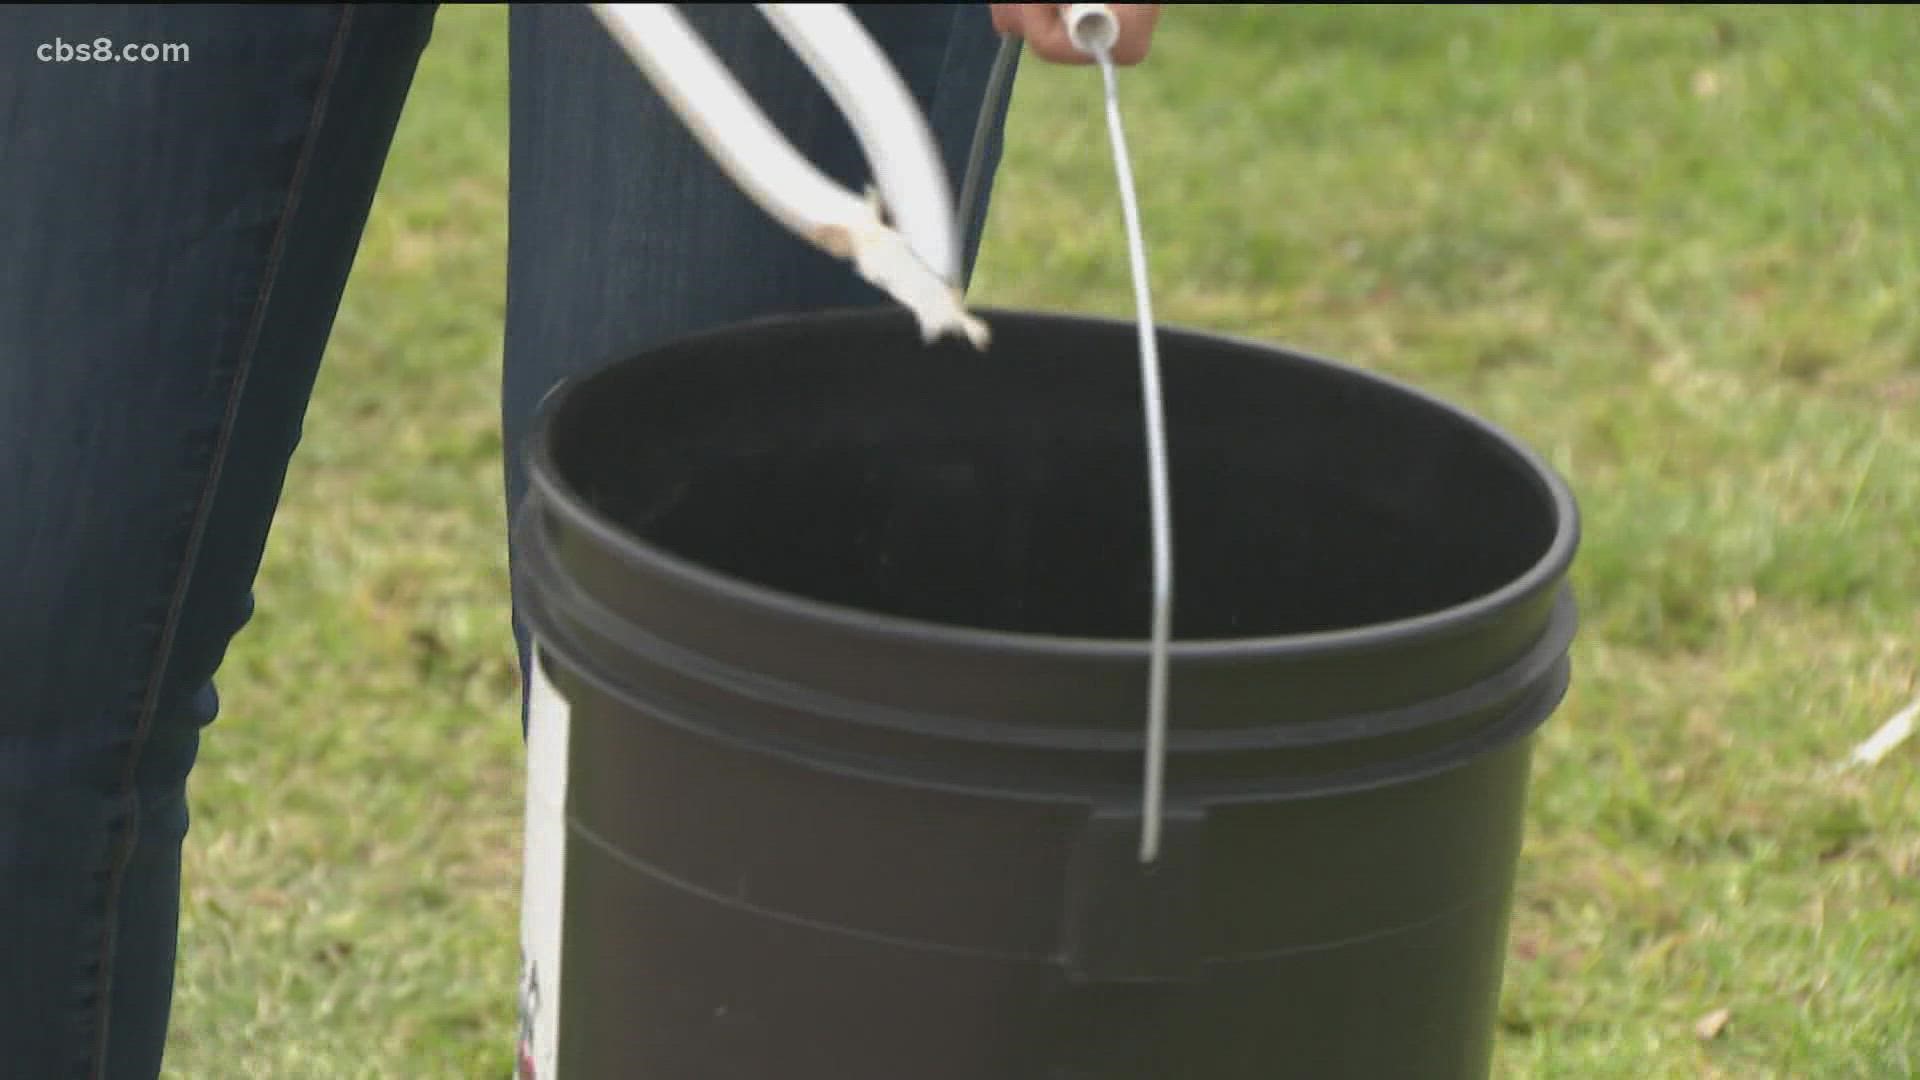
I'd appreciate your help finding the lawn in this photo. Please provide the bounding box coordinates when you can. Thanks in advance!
[169,5,1918,1077]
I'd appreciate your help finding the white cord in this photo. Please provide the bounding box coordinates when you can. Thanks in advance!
[1070,6,1175,865]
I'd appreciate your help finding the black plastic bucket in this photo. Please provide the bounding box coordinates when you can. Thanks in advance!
[511,307,1580,1079]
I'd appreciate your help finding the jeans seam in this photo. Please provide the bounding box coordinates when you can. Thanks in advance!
[80,8,359,1076]
[930,7,965,139]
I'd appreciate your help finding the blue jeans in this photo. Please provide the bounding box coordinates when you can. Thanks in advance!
[0,5,1013,1076]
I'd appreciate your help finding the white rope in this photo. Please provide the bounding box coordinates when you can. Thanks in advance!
[1068,6,1175,864]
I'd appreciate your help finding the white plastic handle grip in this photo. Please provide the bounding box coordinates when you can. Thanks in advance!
[1066,3,1121,56]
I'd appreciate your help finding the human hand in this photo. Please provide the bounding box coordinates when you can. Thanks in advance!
[988,4,1163,66]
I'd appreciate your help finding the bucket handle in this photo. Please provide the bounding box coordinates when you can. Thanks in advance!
[959,7,1179,870]
[596,3,1180,869]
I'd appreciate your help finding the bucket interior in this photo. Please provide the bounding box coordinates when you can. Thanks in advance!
[546,310,1563,641]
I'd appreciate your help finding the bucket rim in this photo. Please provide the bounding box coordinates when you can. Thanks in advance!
[524,306,1582,661]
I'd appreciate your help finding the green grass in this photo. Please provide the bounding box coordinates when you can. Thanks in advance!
[170,5,1919,1076]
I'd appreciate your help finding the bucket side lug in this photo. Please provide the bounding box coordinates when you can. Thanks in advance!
[1059,802,1208,984]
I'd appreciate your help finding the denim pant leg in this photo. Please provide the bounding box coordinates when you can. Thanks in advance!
[501,4,1016,669]
[0,7,434,1077]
